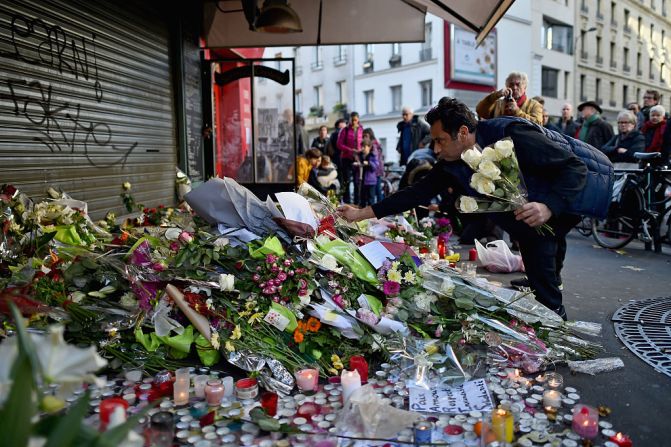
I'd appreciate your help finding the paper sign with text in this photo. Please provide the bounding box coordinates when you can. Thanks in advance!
[408,379,494,413]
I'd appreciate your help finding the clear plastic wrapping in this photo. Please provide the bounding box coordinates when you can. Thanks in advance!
[567,357,625,375]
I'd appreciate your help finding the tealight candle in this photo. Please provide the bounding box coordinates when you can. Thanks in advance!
[491,408,514,443]
[610,432,633,447]
[543,390,561,408]
[545,372,563,390]
[193,375,209,398]
[572,405,599,439]
[295,367,319,393]
[173,368,190,406]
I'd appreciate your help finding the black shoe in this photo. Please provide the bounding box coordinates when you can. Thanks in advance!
[510,276,563,291]
[554,305,568,321]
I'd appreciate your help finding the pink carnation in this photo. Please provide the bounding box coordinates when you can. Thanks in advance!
[383,281,400,296]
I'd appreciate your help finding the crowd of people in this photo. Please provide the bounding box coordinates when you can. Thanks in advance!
[294,107,432,208]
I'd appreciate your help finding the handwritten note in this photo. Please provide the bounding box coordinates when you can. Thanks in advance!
[358,241,395,269]
[409,379,494,414]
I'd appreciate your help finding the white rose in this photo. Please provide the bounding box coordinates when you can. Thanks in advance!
[494,139,515,158]
[461,147,482,170]
[320,253,339,271]
[165,228,182,241]
[459,196,479,213]
[470,173,496,195]
[440,277,455,295]
[478,160,501,180]
[219,273,235,291]
[481,146,500,162]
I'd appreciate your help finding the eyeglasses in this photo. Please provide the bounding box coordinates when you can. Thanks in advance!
[617,121,634,125]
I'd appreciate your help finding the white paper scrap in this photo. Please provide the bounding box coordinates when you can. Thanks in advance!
[409,379,494,413]
[358,240,395,269]
[275,192,319,230]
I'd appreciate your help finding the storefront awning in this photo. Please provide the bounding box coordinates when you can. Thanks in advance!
[203,0,514,48]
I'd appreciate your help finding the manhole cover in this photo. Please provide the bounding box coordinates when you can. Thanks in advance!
[613,297,671,377]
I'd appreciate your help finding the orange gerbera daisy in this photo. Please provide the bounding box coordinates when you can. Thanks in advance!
[306,317,321,332]
[293,328,304,343]
[296,321,306,333]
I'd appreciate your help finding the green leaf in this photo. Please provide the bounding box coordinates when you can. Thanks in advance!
[94,403,155,447]
[250,407,281,432]
[454,297,475,310]
[0,351,35,446]
[44,393,91,447]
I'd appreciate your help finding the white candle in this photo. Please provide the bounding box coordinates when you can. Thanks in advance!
[222,376,234,398]
[542,390,561,408]
[174,378,189,406]
[194,375,209,398]
[341,369,362,402]
[295,368,319,392]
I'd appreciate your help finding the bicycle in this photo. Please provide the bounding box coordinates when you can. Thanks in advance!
[591,152,671,252]
[574,216,593,237]
[381,162,405,198]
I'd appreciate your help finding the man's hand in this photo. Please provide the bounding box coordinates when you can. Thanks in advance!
[514,202,552,227]
[337,205,375,222]
[499,87,513,98]
[503,100,519,115]
[617,147,628,154]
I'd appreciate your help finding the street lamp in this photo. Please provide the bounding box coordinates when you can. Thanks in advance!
[574,27,598,105]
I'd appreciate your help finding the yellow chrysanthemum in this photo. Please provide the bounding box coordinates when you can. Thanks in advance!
[403,271,416,284]
[225,340,235,352]
[387,269,402,283]
[231,325,242,340]
[248,312,264,325]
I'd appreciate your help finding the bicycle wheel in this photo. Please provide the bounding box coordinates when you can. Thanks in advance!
[592,187,642,249]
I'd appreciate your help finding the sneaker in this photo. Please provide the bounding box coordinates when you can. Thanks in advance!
[510,277,563,291]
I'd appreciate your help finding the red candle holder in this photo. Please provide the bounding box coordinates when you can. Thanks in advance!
[610,432,633,447]
[260,392,279,417]
[297,401,321,420]
[99,397,129,431]
[348,356,368,383]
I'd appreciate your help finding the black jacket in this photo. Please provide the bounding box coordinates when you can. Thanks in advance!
[559,118,578,138]
[576,117,614,150]
[601,131,646,163]
[396,116,430,165]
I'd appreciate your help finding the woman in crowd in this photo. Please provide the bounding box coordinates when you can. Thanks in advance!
[336,112,363,204]
[641,105,667,154]
[316,154,340,192]
[601,110,645,164]
[362,128,385,203]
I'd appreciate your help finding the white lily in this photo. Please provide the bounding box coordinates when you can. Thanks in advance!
[219,273,235,291]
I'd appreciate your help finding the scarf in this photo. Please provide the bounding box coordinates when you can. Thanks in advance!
[578,113,599,141]
[642,119,667,153]
[516,94,527,109]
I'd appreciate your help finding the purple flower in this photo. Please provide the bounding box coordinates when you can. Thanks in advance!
[298,279,308,290]
[356,308,379,326]
[252,274,261,282]
[383,281,401,296]
[265,254,277,264]
[436,217,451,227]
[299,288,309,297]
[262,287,273,295]
[288,270,295,277]
[283,259,292,267]
[271,265,279,273]
[277,271,287,282]
[332,294,345,308]
[382,260,392,270]
[272,296,280,302]
[169,241,180,252]
[435,326,443,338]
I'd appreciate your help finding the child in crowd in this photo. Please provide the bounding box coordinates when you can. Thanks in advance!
[359,141,379,206]
[316,155,340,192]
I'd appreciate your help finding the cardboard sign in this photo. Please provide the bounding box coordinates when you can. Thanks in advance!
[409,379,494,414]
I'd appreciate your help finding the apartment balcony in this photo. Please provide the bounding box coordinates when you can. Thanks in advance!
[596,56,604,66]
[310,61,323,71]
[596,12,605,22]
[419,48,432,61]
[362,60,374,73]
[637,69,643,76]
[610,60,617,69]
[609,100,617,107]
[333,55,347,66]
[623,64,631,72]
[580,4,589,15]
[580,50,588,60]
[597,98,603,105]
[624,25,632,34]
[580,94,588,101]
[611,19,618,28]
[650,73,655,80]
[389,54,402,68]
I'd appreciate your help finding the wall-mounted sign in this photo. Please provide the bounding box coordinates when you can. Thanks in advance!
[450,24,497,86]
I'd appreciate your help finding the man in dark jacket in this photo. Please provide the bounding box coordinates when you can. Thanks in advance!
[558,103,578,137]
[396,106,431,166]
[576,101,614,150]
[339,97,613,320]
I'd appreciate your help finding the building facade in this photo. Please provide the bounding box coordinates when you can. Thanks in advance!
[575,0,671,121]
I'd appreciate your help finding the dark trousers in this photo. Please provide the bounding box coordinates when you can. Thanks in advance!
[492,213,580,311]
[361,184,377,207]
[340,158,355,204]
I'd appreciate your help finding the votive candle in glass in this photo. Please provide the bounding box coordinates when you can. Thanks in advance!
[149,411,174,447]
[193,375,209,398]
[609,432,633,447]
[260,392,279,417]
[572,404,599,439]
[341,369,362,403]
[543,390,562,408]
[295,366,319,393]
[545,372,564,390]
[348,356,369,383]
[205,379,225,406]
[491,408,514,443]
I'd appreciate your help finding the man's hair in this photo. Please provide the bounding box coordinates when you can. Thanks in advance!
[505,71,529,87]
[334,118,346,127]
[425,97,477,138]
[650,105,666,116]
[305,148,322,160]
[321,154,331,163]
[319,125,328,132]
[646,89,661,101]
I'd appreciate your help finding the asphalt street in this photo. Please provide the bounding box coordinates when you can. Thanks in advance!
[460,231,671,445]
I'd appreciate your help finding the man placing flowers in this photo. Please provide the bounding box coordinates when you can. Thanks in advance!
[338,97,613,320]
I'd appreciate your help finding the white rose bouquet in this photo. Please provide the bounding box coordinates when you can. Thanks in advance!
[456,138,553,234]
